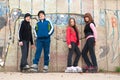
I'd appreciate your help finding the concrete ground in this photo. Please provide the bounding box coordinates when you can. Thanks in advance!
[0,72,120,80]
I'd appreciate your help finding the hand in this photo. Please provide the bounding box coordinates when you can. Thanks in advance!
[19,41,23,46]
[94,42,96,46]
[68,44,72,48]
[31,45,36,49]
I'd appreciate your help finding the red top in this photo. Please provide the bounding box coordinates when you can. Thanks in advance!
[66,26,79,46]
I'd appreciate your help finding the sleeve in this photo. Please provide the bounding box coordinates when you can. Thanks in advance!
[47,19,54,36]
[77,29,80,46]
[34,23,38,38]
[66,27,71,46]
[19,21,24,42]
[30,26,33,45]
[90,23,97,41]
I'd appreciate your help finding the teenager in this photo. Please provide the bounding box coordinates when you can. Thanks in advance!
[30,11,54,72]
[19,13,34,72]
[65,18,82,73]
[82,13,98,73]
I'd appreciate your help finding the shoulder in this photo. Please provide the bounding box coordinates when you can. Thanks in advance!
[90,22,95,27]
[21,20,25,24]
[66,26,72,31]
[45,19,51,24]
[46,18,50,22]
[20,20,25,26]
[36,21,40,24]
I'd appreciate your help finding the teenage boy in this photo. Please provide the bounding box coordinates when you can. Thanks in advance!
[30,11,54,72]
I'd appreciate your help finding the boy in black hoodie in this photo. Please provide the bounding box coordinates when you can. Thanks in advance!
[19,13,34,72]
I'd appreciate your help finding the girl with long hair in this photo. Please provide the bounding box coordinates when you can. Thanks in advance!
[65,18,82,73]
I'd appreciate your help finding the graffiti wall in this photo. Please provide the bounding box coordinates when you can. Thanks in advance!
[0,1,8,63]
[0,0,120,71]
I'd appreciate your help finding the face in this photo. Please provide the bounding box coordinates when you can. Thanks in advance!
[39,13,45,20]
[25,16,31,22]
[70,19,75,26]
[84,17,89,22]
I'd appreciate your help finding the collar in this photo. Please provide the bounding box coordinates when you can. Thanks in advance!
[39,19,46,22]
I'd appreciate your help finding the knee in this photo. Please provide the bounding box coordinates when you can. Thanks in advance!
[77,53,81,57]
[82,53,86,57]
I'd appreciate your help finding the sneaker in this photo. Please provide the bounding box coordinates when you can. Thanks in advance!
[91,66,98,73]
[88,66,95,73]
[0,61,4,67]
[82,66,89,73]
[43,65,48,73]
[75,66,82,73]
[31,64,38,69]
[65,67,73,73]
[71,66,78,73]
[30,64,38,72]
[23,65,30,69]
[0,59,2,62]
[30,68,38,72]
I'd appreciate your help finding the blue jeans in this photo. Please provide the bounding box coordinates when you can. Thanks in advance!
[33,37,50,66]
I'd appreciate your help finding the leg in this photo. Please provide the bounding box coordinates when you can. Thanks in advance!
[43,38,50,66]
[65,42,75,73]
[73,44,81,67]
[25,41,29,65]
[82,41,92,67]
[67,42,75,67]
[20,41,29,70]
[88,38,97,67]
[33,39,43,65]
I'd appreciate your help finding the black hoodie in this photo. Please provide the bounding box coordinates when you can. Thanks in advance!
[19,20,33,45]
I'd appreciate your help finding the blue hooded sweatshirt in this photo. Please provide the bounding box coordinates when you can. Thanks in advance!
[35,19,54,38]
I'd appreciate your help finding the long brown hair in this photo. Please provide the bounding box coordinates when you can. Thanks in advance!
[68,18,77,29]
[68,18,79,44]
[84,13,94,24]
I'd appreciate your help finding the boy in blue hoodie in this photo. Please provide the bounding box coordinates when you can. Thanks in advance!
[30,11,54,72]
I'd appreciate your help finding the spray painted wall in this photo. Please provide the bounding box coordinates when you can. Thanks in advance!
[0,0,120,71]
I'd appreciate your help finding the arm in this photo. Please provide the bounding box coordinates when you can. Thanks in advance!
[90,23,97,41]
[30,26,33,45]
[66,27,71,46]
[77,27,80,46]
[47,19,54,36]
[19,21,24,42]
[34,23,38,38]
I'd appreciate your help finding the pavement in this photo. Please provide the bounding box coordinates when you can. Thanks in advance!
[0,72,120,80]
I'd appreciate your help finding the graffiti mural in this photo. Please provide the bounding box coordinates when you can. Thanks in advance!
[104,10,119,62]
[0,2,7,29]
[99,10,105,26]
[0,0,119,71]
[0,1,8,66]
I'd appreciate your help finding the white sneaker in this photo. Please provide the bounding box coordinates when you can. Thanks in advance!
[0,59,4,67]
[30,64,38,72]
[0,59,2,62]
[75,66,82,73]
[71,66,78,73]
[23,65,30,69]
[30,68,38,72]
[65,67,73,73]
[31,64,38,69]
[0,61,4,66]
[43,65,48,73]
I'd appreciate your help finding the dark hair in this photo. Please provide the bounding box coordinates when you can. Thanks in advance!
[38,10,45,17]
[24,13,31,19]
[84,13,94,23]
